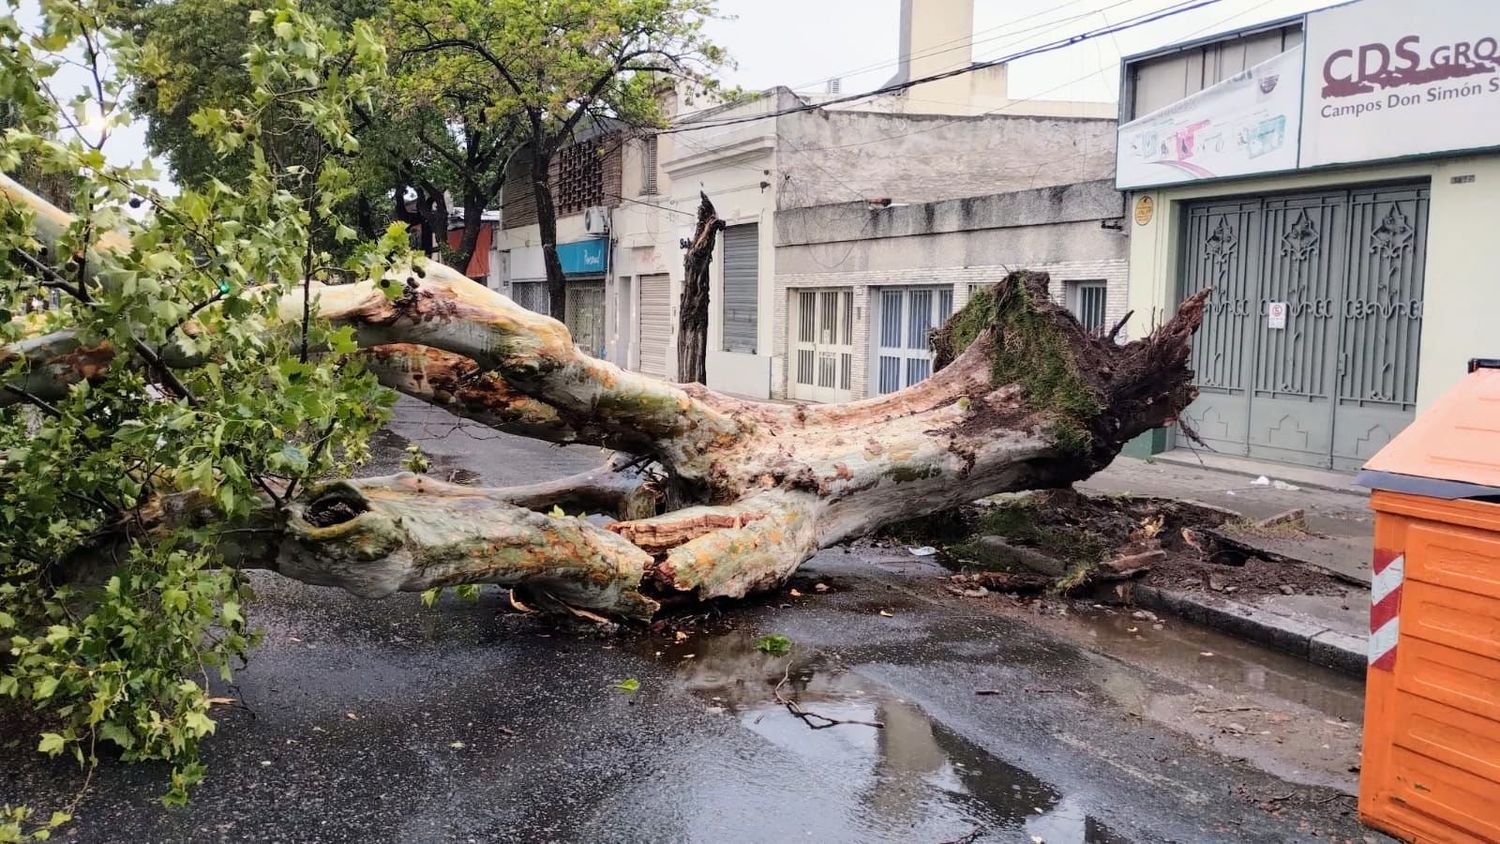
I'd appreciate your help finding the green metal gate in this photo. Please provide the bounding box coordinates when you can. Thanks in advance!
[1178,184,1428,471]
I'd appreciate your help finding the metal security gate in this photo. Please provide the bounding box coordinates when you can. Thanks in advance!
[1178,184,1428,470]
[790,289,853,403]
[875,286,954,394]
[721,223,759,354]
[637,273,670,379]
[565,280,607,359]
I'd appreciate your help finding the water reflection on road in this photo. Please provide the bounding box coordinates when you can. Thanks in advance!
[652,630,1130,843]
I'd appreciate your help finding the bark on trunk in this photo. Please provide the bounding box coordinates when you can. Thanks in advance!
[677,192,723,385]
[3,173,1210,622]
[528,143,567,324]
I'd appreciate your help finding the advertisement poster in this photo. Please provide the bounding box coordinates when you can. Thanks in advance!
[1301,0,1500,167]
[1117,48,1302,189]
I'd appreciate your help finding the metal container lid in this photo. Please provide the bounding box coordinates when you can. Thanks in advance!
[1357,360,1500,500]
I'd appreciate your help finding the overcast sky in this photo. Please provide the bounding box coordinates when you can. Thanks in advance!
[29,0,1341,181]
[707,0,1336,102]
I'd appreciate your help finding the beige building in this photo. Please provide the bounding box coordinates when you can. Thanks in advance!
[1117,0,1500,471]
[496,0,1124,403]
[775,181,1128,402]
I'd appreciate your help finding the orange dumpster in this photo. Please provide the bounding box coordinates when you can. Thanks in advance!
[1354,359,1500,843]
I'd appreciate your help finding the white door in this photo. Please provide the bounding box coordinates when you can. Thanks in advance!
[638,273,670,379]
[875,286,954,394]
[789,289,854,403]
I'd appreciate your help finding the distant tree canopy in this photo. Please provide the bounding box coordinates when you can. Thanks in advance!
[391,0,729,317]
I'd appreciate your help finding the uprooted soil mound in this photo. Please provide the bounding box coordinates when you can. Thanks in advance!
[888,489,1346,600]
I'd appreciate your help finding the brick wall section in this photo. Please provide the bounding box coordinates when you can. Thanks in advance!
[501,135,624,231]
[774,258,1129,400]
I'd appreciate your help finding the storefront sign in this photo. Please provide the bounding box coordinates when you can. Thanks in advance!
[1117,48,1302,189]
[558,238,608,276]
[1301,0,1500,167]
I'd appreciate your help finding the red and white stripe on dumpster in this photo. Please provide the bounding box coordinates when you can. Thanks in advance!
[1369,548,1404,671]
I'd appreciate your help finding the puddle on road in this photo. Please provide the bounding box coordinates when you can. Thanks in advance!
[1065,609,1365,723]
[646,629,1130,843]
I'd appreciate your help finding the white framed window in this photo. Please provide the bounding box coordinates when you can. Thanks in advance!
[875,286,953,394]
[1066,280,1108,336]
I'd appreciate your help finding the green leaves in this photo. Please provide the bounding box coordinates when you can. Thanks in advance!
[0,0,398,820]
[754,634,793,656]
[36,734,67,756]
[615,678,641,693]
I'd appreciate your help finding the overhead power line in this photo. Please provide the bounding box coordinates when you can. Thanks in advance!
[785,0,1135,92]
[655,0,1222,136]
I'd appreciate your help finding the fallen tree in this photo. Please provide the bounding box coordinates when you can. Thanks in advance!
[4,173,1210,622]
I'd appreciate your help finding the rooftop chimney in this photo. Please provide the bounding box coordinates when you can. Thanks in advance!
[890,0,976,85]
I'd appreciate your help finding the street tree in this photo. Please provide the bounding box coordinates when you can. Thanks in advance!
[2,1,1208,833]
[117,0,514,271]
[0,0,395,830]
[392,0,729,321]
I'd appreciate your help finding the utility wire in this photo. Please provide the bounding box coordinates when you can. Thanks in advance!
[784,0,1137,92]
[655,0,1222,136]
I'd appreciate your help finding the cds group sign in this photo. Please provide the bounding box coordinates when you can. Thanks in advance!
[1301,0,1500,167]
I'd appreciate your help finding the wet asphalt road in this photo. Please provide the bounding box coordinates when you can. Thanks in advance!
[1,400,1377,843]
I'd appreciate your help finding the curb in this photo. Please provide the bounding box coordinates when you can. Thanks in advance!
[1149,452,1369,497]
[1129,583,1366,678]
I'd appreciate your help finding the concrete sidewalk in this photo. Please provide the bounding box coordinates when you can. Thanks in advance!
[1080,456,1374,676]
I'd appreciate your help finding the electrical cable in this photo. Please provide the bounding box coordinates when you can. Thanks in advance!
[653,0,1222,136]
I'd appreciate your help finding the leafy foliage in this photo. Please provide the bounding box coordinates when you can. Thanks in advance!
[754,634,792,656]
[391,0,730,314]
[0,0,401,824]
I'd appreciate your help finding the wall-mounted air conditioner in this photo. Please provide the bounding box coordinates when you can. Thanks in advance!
[584,206,611,236]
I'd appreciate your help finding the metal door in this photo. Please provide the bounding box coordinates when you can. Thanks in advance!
[565,280,607,359]
[1178,200,1262,458]
[789,289,854,403]
[1331,186,1428,470]
[1246,191,1348,466]
[637,273,670,379]
[1178,184,1428,469]
[721,224,759,354]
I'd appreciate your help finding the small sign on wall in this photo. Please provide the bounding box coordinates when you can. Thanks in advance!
[1267,301,1288,329]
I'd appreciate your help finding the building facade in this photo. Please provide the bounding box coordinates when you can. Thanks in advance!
[774,181,1128,402]
[494,0,1125,404]
[1117,0,1500,471]
[494,128,626,361]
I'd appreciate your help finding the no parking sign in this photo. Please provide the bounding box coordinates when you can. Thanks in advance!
[1267,301,1288,329]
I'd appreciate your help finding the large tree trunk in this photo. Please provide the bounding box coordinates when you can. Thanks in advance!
[677,192,723,384]
[528,141,568,324]
[2,173,1208,621]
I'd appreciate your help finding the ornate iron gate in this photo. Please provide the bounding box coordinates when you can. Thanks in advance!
[1177,184,1428,470]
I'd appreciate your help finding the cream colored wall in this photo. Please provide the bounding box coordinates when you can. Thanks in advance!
[1125,153,1500,413]
[663,106,780,395]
